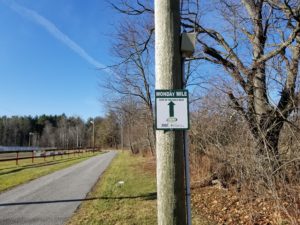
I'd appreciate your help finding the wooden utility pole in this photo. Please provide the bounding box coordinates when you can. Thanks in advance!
[155,0,187,224]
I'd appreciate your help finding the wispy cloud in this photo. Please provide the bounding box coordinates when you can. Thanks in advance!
[3,0,113,74]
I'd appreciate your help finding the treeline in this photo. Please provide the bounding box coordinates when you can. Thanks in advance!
[0,113,120,149]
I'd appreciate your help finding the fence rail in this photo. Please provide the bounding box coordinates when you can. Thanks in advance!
[0,147,100,165]
[0,146,58,152]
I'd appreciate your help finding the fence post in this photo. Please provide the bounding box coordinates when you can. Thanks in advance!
[16,151,19,165]
[32,150,34,163]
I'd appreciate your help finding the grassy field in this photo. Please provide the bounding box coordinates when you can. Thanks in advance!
[0,152,100,193]
[67,152,157,225]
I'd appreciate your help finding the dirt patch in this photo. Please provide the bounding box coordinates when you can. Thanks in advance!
[141,158,156,175]
[129,153,156,176]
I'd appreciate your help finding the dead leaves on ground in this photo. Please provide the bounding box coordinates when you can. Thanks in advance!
[191,186,299,225]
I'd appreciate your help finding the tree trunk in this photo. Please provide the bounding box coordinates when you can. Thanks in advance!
[253,116,284,170]
[146,123,155,156]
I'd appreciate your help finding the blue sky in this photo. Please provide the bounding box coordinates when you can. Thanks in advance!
[0,0,117,120]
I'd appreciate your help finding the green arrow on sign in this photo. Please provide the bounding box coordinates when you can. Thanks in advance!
[168,101,175,117]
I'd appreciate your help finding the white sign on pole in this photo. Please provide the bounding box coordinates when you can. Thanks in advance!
[155,90,189,130]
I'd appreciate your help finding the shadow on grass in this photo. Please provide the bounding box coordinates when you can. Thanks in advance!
[0,156,93,176]
[0,192,157,207]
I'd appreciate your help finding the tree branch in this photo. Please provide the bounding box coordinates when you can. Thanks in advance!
[202,43,247,91]
[110,1,153,15]
[182,18,250,77]
[255,23,300,65]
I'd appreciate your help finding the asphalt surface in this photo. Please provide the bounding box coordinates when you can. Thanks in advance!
[0,151,117,225]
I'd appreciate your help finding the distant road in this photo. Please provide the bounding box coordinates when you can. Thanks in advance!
[0,151,117,225]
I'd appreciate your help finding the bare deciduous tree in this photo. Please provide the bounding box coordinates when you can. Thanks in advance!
[101,15,156,154]
[180,0,300,168]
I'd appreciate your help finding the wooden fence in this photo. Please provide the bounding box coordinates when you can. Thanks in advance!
[0,147,100,165]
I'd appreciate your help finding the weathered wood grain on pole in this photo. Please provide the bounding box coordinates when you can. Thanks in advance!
[155,0,187,224]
